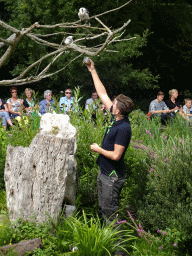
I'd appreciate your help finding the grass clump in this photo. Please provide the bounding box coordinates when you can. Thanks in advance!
[0,211,137,256]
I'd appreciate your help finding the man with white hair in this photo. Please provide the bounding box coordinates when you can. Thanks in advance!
[39,90,55,115]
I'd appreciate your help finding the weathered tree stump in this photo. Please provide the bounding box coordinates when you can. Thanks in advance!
[4,113,77,223]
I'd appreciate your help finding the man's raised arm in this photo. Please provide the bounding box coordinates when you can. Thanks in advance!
[84,59,112,112]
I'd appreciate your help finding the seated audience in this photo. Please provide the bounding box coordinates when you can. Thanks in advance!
[149,91,176,124]
[7,87,25,118]
[183,98,192,123]
[39,90,55,115]
[85,91,98,110]
[0,98,13,129]
[59,88,78,113]
[165,89,182,117]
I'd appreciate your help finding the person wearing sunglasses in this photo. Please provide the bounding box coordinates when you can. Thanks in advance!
[59,88,78,114]
[7,87,24,118]
[39,90,55,115]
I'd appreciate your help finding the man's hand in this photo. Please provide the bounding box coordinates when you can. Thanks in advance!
[83,59,95,73]
[173,106,179,111]
[90,143,100,153]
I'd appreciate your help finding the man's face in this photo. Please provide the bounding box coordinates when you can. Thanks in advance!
[65,90,72,99]
[46,93,52,101]
[186,100,192,109]
[92,92,98,101]
[157,95,164,102]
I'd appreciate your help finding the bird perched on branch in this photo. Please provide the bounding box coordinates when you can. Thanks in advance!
[64,36,73,45]
[78,7,89,21]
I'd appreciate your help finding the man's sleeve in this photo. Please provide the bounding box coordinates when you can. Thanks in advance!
[149,101,156,113]
[39,101,44,114]
[59,97,64,108]
[162,101,168,110]
[183,105,187,112]
[85,99,89,109]
[115,125,131,147]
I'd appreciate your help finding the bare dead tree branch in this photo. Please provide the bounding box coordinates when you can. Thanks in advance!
[0,0,135,86]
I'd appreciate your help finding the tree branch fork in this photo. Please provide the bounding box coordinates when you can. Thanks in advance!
[0,0,135,85]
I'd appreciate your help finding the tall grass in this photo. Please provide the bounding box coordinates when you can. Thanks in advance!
[0,211,136,256]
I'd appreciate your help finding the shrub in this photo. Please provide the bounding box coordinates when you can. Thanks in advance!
[127,111,192,255]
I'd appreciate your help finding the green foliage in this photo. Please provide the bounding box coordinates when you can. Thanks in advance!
[1,94,192,254]
[0,127,8,190]
[70,103,109,213]
[0,190,7,212]
[127,110,192,255]
[125,211,183,256]
[0,211,136,256]
[0,0,159,98]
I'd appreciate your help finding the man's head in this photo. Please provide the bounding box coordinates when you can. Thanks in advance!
[65,88,72,99]
[91,91,98,101]
[113,94,134,117]
[44,90,52,101]
[184,98,192,109]
[157,91,164,102]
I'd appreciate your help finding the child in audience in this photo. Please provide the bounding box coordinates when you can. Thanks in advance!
[183,98,192,123]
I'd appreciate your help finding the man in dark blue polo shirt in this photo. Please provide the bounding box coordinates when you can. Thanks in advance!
[84,59,133,230]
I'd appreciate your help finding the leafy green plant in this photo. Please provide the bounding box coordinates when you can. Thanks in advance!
[0,190,7,213]
[51,211,136,256]
[127,111,192,255]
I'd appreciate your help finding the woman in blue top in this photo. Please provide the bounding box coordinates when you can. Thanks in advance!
[39,90,55,115]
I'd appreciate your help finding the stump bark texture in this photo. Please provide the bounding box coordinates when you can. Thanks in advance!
[4,128,77,222]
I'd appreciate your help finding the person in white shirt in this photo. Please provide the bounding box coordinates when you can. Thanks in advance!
[149,91,176,124]
[85,91,98,110]
[183,98,192,123]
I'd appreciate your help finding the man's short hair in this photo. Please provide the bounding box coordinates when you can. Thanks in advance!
[115,94,134,116]
[157,91,164,96]
[44,90,52,98]
[184,98,192,104]
[65,88,72,92]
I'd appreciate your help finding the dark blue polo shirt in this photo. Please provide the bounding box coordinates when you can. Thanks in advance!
[96,106,132,178]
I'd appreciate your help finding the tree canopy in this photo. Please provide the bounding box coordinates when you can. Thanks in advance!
[0,0,192,103]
